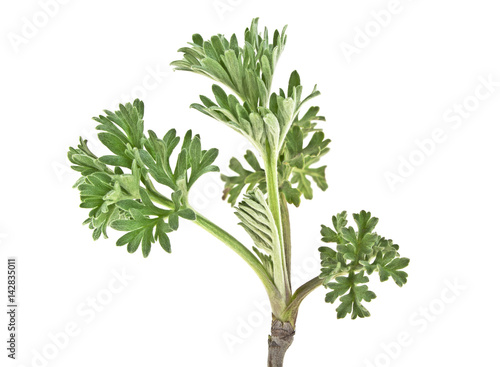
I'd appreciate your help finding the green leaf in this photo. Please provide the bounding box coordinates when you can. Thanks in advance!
[168,213,179,231]
[280,181,301,207]
[318,246,347,283]
[287,70,300,98]
[212,85,230,110]
[253,247,274,277]
[378,257,410,287]
[177,208,196,220]
[235,188,279,257]
[197,58,235,90]
[320,225,339,244]
[116,230,140,246]
[127,232,143,254]
[326,271,376,319]
[320,211,349,248]
[142,237,152,257]
[99,155,132,168]
[337,284,376,319]
[110,190,192,258]
[263,113,280,151]
[93,99,145,149]
[221,150,265,206]
[361,238,410,287]
[261,55,272,89]
[116,199,144,211]
[139,130,219,191]
[111,219,146,231]
[192,33,203,46]
[98,132,128,157]
[222,49,244,93]
[283,123,330,201]
[325,275,351,304]
[70,101,219,258]
[320,211,409,318]
[289,170,307,197]
[68,138,110,177]
[73,171,131,240]
[173,17,288,113]
[158,231,171,253]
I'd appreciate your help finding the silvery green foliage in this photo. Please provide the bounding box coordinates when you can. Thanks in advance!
[68,100,219,257]
[319,211,410,319]
[172,18,329,207]
[235,189,280,277]
[69,19,409,328]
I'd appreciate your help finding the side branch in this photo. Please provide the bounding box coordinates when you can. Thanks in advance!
[148,189,284,313]
[194,213,285,313]
[283,273,346,324]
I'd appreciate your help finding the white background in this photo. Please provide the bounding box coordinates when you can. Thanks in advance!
[1,0,499,366]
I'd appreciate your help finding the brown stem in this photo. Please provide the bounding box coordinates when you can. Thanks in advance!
[267,320,295,367]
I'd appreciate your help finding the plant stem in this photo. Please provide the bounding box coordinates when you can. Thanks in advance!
[145,184,285,314]
[280,192,292,290]
[282,273,347,324]
[267,320,295,367]
[264,153,291,305]
[142,176,174,207]
[283,276,323,323]
[194,213,282,311]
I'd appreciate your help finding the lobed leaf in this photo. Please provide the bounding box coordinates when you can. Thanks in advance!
[319,211,409,319]
[69,100,218,258]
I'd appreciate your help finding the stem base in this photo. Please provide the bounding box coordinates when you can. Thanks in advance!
[267,320,295,367]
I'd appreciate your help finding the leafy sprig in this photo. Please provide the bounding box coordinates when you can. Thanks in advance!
[68,100,219,257]
[173,18,330,207]
[69,20,410,358]
[319,211,409,319]
[171,18,287,110]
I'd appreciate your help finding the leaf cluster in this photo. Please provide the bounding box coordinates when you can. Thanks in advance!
[174,18,330,207]
[171,18,287,110]
[318,211,409,319]
[68,100,219,257]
